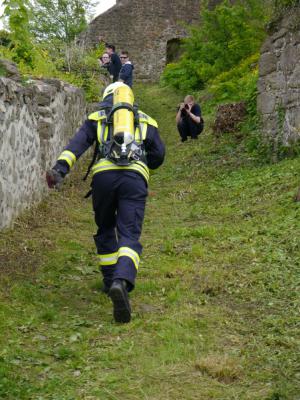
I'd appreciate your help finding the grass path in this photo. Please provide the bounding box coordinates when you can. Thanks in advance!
[0,85,299,399]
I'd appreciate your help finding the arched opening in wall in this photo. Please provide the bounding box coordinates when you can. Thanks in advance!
[166,38,183,64]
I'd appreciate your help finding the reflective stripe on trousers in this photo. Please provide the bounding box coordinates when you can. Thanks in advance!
[98,247,140,270]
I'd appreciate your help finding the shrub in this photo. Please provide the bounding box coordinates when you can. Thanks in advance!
[161,0,268,92]
[209,53,259,108]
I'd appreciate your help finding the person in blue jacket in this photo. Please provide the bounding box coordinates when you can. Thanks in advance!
[46,82,165,323]
[118,51,134,88]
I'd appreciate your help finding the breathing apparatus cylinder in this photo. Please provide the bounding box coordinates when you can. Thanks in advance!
[112,85,135,158]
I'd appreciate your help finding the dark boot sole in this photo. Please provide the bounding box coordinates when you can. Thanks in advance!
[109,286,131,323]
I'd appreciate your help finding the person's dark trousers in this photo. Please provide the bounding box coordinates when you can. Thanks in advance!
[92,171,147,291]
[177,117,202,141]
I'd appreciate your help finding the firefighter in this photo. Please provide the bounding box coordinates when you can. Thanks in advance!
[46,82,165,323]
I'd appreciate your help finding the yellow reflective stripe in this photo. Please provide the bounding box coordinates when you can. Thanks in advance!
[103,125,109,141]
[147,116,158,128]
[58,150,76,168]
[88,110,107,121]
[118,247,140,270]
[97,121,109,143]
[138,111,158,128]
[97,252,118,266]
[141,122,147,140]
[138,111,147,120]
[97,121,102,143]
[134,125,144,142]
[92,159,149,182]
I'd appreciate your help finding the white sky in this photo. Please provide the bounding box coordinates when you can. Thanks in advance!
[94,0,116,17]
[0,0,116,29]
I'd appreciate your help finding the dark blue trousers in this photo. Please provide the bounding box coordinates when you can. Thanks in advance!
[177,117,203,141]
[92,171,148,291]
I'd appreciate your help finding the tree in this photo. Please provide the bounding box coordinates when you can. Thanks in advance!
[2,0,36,66]
[29,0,95,44]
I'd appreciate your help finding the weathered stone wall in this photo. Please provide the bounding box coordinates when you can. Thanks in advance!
[257,7,300,147]
[0,76,86,229]
[79,0,201,81]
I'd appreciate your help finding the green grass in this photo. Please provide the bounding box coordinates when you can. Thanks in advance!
[0,84,299,399]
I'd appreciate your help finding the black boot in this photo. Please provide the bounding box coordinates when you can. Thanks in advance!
[109,279,131,323]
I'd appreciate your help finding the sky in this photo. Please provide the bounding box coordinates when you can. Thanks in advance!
[0,0,116,29]
[94,0,116,18]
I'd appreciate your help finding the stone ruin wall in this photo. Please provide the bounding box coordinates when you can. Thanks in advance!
[0,76,86,230]
[257,7,300,148]
[80,0,201,81]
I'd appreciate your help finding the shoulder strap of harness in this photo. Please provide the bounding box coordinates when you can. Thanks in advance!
[138,110,158,128]
[83,109,110,182]
[88,109,111,144]
[135,110,158,142]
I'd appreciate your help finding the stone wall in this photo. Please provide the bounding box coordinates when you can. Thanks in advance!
[257,7,300,148]
[0,76,86,229]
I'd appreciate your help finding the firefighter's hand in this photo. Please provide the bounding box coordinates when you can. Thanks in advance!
[46,169,64,190]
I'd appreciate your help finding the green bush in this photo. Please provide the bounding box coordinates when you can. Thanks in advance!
[0,30,11,47]
[161,61,204,91]
[209,53,259,109]
[161,0,268,92]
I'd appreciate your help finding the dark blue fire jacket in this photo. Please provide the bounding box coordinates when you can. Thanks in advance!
[53,98,165,183]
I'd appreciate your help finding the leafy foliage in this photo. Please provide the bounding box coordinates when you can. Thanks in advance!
[209,53,259,110]
[53,42,105,102]
[2,0,35,66]
[28,0,95,44]
[0,29,11,47]
[161,0,269,97]
[0,0,105,102]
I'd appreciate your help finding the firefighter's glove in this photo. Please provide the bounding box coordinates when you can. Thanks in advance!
[46,169,64,190]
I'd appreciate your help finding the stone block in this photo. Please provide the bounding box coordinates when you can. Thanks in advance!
[259,52,278,76]
[282,90,300,107]
[265,71,286,91]
[0,59,21,82]
[260,37,273,54]
[33,83,57,106]
[288,64,300,88]
[280,44,300,73]
[37,106,52,118]
[272,28,288,42]
[257,92,276,114]
[37,117,54,139]
[261,114,278,136]
[274,37,286,50]
[282,109,300,144]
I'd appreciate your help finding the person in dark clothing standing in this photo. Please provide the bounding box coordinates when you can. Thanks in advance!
[176,95,204,142]
[46,82,165,324]
[105,44,122,83]
[119,51,134,88]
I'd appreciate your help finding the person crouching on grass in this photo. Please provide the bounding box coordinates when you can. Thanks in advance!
[176,95,204,142]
